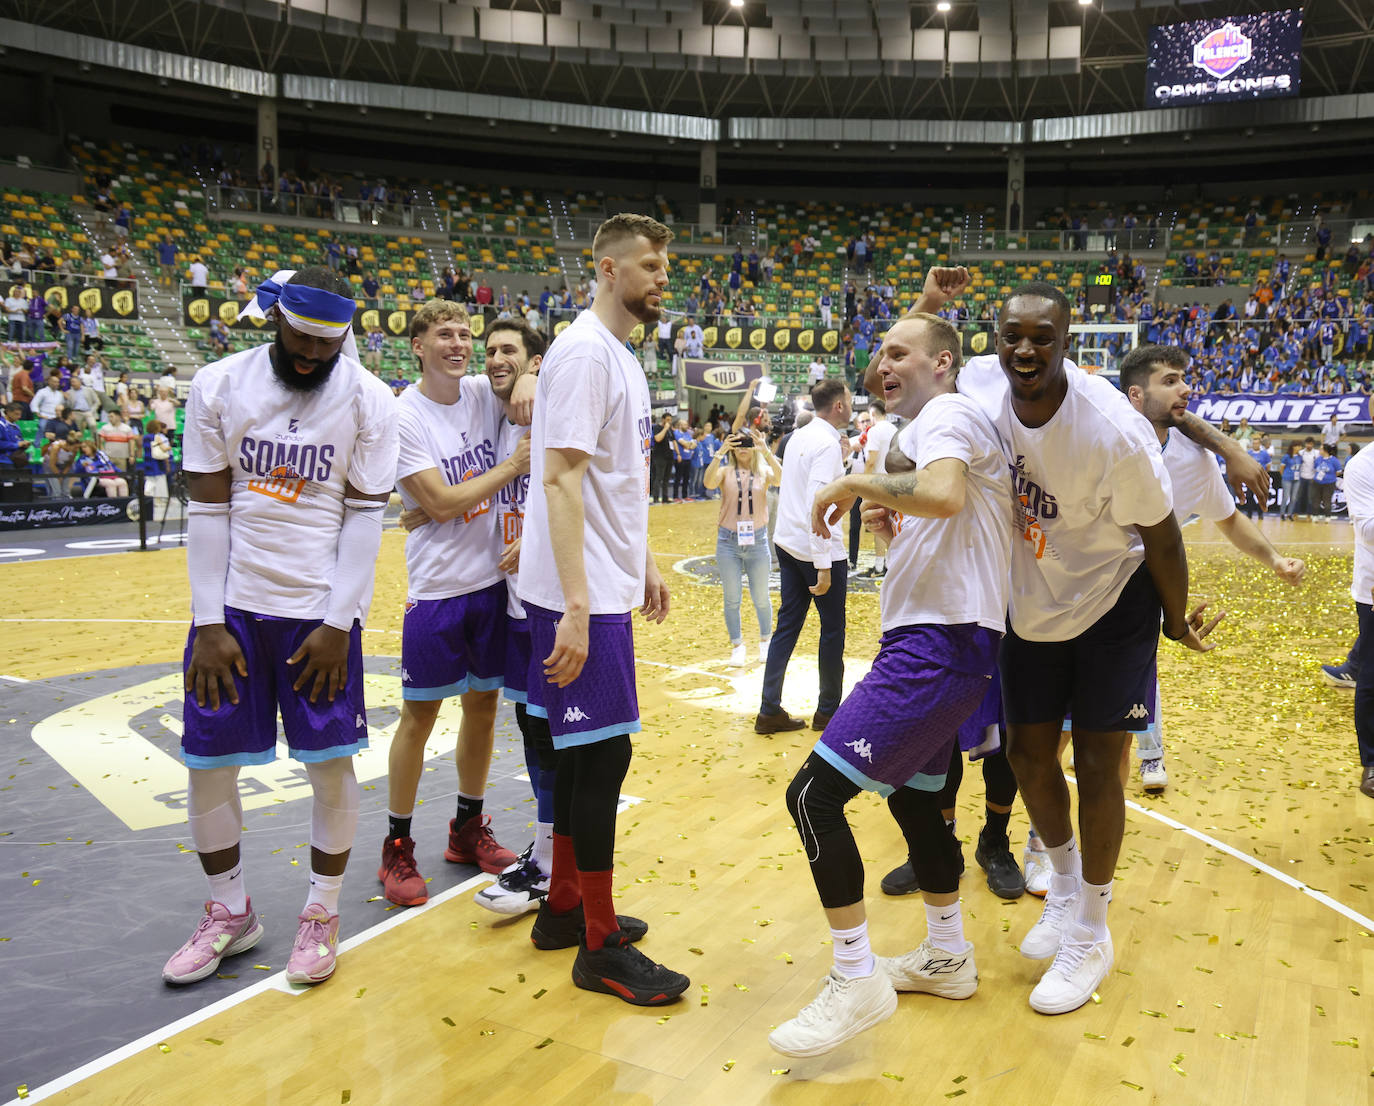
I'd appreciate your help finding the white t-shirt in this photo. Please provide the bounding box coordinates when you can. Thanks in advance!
[957,354,1173,641]
[182,344,398,621]
[100,254,117,278]
[395,377,504,601]
[1299,447,1320,480]
[881,393,1013,633]
[189,261,209,286]
[1345,445,1374,605]
[1161,428,1235,525]
[495,416,531,618]
[865,418,897,475]
[774,416,846,568]
[518,311,652,615]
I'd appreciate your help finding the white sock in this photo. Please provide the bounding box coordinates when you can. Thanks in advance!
[532,820,554,875]
[207,863,247,915]
[1077,878,1112,940]
[1044,834,1082,882]
[830,921,875,978]
[925,901,969,954]
[874,556,885,571]
[305,870,344,915]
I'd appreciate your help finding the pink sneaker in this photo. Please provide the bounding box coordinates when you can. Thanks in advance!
[286,903,340,984]
[162,900,263,985]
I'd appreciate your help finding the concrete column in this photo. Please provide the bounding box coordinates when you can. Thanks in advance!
[257,96,279,181]
[1006,146,1024,233]
[698,142,717,229]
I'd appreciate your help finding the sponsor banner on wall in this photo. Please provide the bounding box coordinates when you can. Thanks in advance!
[7,281,139,320]
[681,359,766,393]
[184,295,503,338]
[0,497,143,531]
[672,322,843,354]
[1187,393,1370,428]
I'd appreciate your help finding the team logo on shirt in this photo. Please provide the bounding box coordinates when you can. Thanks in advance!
[1009,455,1058,562]
[247,464,308,504]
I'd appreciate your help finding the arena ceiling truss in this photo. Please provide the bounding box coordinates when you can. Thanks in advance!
[2,0,1372,122]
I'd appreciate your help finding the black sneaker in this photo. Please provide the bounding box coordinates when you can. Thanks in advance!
[880,859,920,896]
[974,829,1026,900]
[571,931,689,1006]
[530,900,648,950]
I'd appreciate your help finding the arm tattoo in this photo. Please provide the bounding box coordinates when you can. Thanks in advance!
[1177,411,1234,456]
[870,471,920,500]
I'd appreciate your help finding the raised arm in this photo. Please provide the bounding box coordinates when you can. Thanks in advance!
[1176,411,1270,501]
[732,377,760,433]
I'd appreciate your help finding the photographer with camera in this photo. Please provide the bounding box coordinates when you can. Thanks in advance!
[704,425,783,666]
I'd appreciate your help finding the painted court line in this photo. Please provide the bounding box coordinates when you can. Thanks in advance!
[1063,774,1374,931]
[2,872,494,1105]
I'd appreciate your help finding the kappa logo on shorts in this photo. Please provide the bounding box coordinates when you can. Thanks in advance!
[1126,703,1149,720]
[355,713,365,728]
[563,706,591,724]
[401,667,412,683]
[844,737,874,763]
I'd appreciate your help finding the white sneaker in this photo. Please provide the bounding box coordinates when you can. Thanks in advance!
[877,938,978,999]
[1140,757,1168,792]
[1028,921,1114,1015]
[1020,874,1079,960]
[729,642,747,666]
[1023,847,1053,898]
[473,859,549,916]
[767,968,897,1058]
[758,637,772,662]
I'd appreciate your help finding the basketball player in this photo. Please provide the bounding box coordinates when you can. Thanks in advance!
[1119,342,1304,789]
[164,267,398,986]
[956,282,1219,1015]
[472,318,561,916]
[767,311,1013,1057]
[518,213,689,1005]
[378,300,535,906]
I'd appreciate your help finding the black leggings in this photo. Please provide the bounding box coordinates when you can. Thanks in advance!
[552,735,632,873]
[786,753,961,908]
[937,736,1017,811]
[514,702,558,779]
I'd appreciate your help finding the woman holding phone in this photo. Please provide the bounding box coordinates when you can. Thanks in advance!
[704,425,783,665]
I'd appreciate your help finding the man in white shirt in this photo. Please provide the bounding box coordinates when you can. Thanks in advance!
[30,372,66,422]
[1341,444,1374,799]
[959,282,1216,1016]
[1121,344,1305,789]
[857,399,897,577]
[517,213,688,1006]
[164,267,398,989]
[1323,415,1345,450]
[681,316,704,358]
[469,318,563,918]
[807,358,827,388]
[765,312,1013,1057]
[188,257,209,295]
[1296,436,1321,521]
[377,300,533,907]
[755,377,852,734]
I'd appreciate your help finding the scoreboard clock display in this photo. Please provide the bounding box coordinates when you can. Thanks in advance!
[1086,272,1116,310]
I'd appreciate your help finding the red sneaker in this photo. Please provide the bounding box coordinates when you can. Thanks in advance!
[377,836,429,906]
[445,814,517,873]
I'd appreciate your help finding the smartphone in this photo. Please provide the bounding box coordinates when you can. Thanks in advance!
[755,379,778,404]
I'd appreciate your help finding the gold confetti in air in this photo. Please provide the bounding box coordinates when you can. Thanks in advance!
[721,1060,735,1072]
[880,1072,904,1082]
[1334,1038,1360,1048]
[770,1069,790,1076]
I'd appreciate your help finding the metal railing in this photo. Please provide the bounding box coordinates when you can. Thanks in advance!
[953,218,1369,257]
[206,185,446,231]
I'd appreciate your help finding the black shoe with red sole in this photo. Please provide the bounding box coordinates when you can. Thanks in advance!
[572,931,689,1006]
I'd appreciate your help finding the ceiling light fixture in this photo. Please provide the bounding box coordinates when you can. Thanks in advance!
[730,0,745,8]
[936,2,951,12]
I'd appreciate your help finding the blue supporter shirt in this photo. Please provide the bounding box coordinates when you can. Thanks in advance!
[1315,455,1340,485]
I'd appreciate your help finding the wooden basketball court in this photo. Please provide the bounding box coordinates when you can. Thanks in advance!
[2,508,1370,1105]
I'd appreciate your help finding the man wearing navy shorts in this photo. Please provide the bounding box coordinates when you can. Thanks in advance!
[165,268,398,986]
[518,214,689,1005]
[379,300,534,905]
[768,312,1014,1057]
[958,283,1217,1015]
